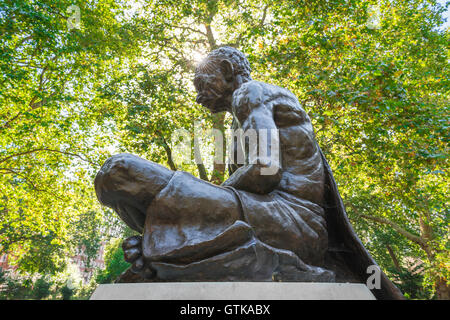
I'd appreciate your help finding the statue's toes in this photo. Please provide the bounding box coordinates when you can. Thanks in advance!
[123,247,141,263]
[122,235,142,250]
[130,257,145,273]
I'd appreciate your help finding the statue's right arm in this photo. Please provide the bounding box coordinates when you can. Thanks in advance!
[221,82,282,194]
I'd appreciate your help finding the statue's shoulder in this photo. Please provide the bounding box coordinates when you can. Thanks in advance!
[232,81,309,127]
[232,81,298,109]
[232,80,265,109]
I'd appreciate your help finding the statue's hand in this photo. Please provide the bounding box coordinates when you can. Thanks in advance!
[221,162,281,194]
[122,235,155,278]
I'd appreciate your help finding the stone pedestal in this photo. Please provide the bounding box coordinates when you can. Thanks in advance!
[90,282,376,300]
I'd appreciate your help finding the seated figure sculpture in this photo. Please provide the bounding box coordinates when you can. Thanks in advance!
[94,46,404,299]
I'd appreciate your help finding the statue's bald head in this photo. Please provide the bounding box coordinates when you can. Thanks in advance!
[195,46,252,83]
[194,46,252,113]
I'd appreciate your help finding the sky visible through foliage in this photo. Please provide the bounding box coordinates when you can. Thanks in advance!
[0,0,448,300]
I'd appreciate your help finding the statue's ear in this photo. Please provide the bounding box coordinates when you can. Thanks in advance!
[219,59,234,82]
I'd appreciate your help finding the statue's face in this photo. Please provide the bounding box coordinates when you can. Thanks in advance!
[194,64,235,113]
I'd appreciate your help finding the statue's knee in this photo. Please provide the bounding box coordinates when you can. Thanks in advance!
[94,153,136,205]
[95,153,174,208]
[105,153,138,174]
[96,153,126,181]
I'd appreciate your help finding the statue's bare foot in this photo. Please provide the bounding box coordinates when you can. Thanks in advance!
[122,236,155,279]
[122,236,144,272]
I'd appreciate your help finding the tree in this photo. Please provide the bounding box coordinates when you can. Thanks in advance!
[251,0,448,298]
[96,238,130,284]
[0,0,140,273]
[0,0,447,299]
[102,0,273,183]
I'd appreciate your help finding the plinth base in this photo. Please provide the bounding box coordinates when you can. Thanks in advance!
[90,282,375,300]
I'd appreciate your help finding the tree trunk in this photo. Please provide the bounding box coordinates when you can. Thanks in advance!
[156,131,177,171]
[162,143,177,171]
[210,112,226,184]
[386,244,402,273]
[196,163,209,181]
[193,135,209,181]
[418,216,449,300]
[435,277,450,300]
[202,16,225,184]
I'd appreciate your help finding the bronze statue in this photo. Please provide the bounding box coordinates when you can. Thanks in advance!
[94,47,404,299]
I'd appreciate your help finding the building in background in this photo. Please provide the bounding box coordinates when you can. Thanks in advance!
[0,254,15,272]
[71,243,106,283]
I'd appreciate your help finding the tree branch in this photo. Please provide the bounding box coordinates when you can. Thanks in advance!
[234,3,270,47]
[348,202,428,249]
[0,168,45,192]
[14,35,33,50]
[193,136,209,181]
[259,4,270,28]
[386,244,402,273]
[173,24,208,37]
[155,130,177,171]
[204,8,217,50]
[0,148,97,166]
[2,56,59,129]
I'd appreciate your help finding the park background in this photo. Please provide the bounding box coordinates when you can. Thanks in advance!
[0,0,448,299]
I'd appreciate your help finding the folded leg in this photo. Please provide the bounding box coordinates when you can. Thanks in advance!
[94,153,174,232]
[95,153,335,282]
[141,170,334,281]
